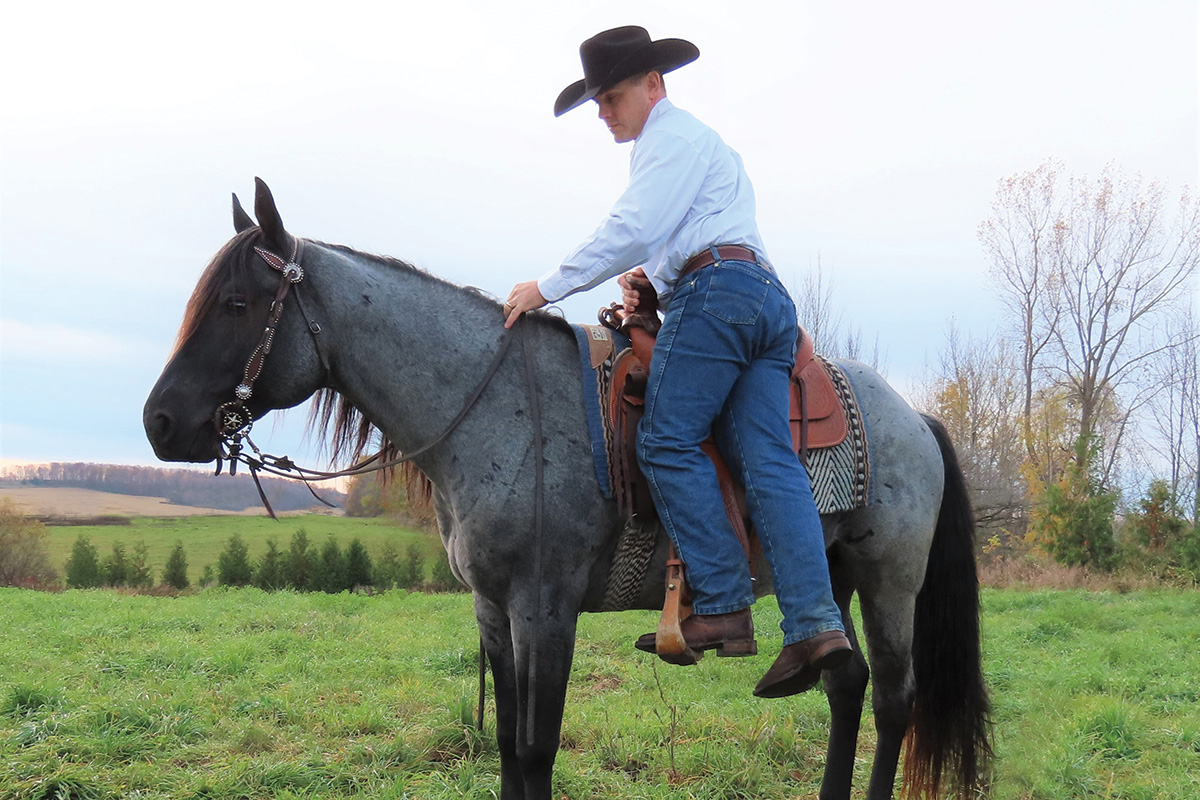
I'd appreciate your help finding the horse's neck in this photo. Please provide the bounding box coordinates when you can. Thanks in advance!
[305,244,515,475]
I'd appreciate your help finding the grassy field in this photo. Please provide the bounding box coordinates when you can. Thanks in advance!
[42,515,439,586]
[1,587,1198,799]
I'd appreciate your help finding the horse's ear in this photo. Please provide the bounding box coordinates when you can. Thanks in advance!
[232,193,256,233]
[253,177,291,254]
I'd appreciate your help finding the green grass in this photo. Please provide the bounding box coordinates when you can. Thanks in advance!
[0,587,1197,799]
[44,515,439,586]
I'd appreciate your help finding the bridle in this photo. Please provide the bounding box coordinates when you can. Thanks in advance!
[212,237,519,518]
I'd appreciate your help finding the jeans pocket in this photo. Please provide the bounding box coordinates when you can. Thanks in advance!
[701,265,769,325]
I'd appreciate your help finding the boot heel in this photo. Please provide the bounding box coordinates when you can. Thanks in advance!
[717,639,758,657]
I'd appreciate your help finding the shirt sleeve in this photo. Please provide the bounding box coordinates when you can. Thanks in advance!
[537,129,708,303]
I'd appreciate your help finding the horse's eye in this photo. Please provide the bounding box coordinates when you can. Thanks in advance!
[226,298,248,315]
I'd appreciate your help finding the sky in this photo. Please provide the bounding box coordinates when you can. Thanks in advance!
[1,0,1197,472]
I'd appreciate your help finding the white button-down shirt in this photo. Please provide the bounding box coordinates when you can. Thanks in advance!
[537,98,768,307]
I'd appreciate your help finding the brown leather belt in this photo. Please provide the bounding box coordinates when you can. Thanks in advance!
[679,244,767,280]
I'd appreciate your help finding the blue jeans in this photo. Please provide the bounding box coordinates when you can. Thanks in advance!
[636,256,844,645]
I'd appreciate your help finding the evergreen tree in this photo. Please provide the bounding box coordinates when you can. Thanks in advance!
[127,541,154,589]
[429,547,463,592]
[315,536,347,593]
[254,538,285,591]
[162,541,190,589]
[217,533,253,586]
[285,529,314,590]
[373,542,401,589]
[103,541,129,587]
[404,544,425,589]
[65,536,103,588]
[345,538,373,589]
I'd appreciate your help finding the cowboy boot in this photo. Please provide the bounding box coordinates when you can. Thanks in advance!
[753,630,853,698]
[634,608,757,658]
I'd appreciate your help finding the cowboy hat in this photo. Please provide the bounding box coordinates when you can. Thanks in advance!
[554,26,699,117]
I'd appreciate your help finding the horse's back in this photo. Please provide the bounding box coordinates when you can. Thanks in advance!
[826,360,943,593]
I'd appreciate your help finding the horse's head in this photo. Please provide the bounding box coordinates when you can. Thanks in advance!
[143,179,327,463]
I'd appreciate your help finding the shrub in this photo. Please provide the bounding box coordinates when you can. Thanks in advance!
[429,547,464,593]
[162,542,190,590]
[103,541,129,587]
[404,543,425,589]
[284,529,314,590]
[254,538,285,591]
[372,542,402,590]
[218,533,253,586]
[345,538,373,589]
[65,536,104,588]
[0,498,57,587]
[127,541,154,589]
[315,536,347,593]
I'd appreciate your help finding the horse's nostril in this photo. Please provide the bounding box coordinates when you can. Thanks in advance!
[149,411,173,443]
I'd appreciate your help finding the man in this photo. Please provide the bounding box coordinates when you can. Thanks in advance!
[503,25,851,698]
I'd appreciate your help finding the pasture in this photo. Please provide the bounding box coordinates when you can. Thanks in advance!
[2,586,1198,799]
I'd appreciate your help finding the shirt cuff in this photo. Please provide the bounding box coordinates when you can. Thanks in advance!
[536,269,573,304]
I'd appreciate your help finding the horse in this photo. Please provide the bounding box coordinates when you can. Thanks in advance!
[144,179,991,800]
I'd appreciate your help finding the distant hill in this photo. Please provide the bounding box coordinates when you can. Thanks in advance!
[1,462,345,514]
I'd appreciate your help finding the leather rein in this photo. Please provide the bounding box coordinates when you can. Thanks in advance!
[213,238,519,518]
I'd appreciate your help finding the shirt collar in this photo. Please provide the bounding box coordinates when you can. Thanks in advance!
[636,97,674,142]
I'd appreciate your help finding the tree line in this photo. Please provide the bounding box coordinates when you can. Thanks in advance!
[60,529,463,594]
[1,462,345,513]
[919,160,1200,579]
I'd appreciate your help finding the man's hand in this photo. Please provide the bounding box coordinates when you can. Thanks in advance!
[503,281,548,329]
[618,267,648,314]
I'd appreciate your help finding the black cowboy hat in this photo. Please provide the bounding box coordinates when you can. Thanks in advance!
[554,26,699,117]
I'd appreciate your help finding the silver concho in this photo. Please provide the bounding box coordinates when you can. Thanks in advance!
[235,383,253,400]
[283,263,304,283]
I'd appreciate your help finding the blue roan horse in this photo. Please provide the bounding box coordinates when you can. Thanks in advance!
[144,180,991,800]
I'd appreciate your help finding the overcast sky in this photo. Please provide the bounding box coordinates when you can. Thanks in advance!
[1,0,1197,472]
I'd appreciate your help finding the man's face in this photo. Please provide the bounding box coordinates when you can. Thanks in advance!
[594,73,658,143]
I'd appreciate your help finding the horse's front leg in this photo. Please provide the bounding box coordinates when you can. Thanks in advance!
[475,594,525,800]
[476,590,579,800]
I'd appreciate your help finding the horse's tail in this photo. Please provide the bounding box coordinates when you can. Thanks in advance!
[903,414,993,799]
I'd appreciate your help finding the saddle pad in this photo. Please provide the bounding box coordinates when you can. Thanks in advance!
[802,358,870,515]
[571,324,629,499]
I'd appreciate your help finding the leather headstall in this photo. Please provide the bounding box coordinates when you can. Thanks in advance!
[213,237,313,476]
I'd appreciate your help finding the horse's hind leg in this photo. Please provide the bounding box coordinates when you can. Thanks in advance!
[818,551,870,800]
[859,588,918,800]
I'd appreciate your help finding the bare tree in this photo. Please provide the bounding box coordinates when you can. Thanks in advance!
[792,258,885,370]
[1051,166,1200,484]
[916,322,1027,538]
[1144,307,1200,520]
[979,161,1063,463]
[981,162,1200,488]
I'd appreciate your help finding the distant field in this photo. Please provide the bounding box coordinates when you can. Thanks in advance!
[1,588,1198,799]
[2,486,266,518]
[41,514,439,586]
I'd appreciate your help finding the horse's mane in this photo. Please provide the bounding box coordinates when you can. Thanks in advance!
[177,230,575,514]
